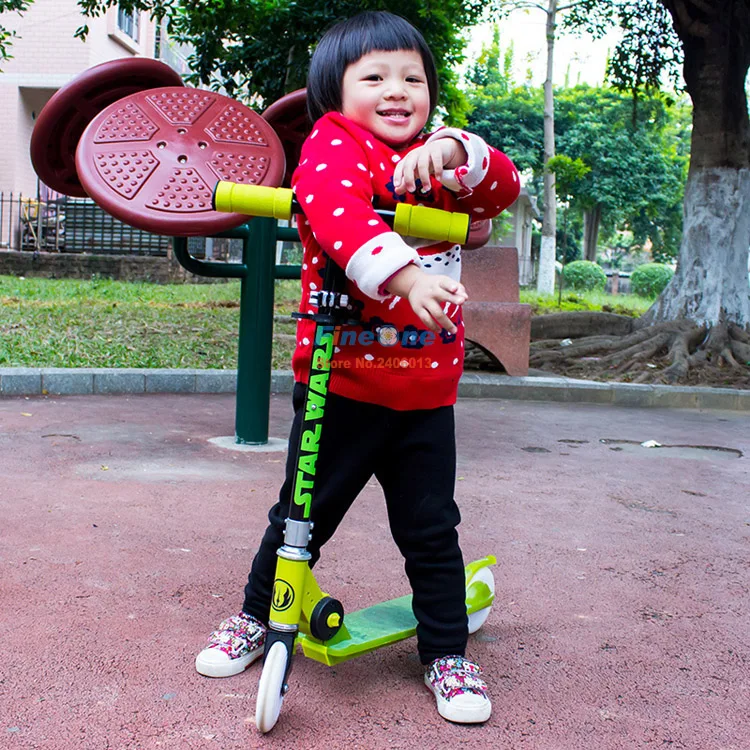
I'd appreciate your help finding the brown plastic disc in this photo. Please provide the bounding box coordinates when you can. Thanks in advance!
[30,58,184,197]
[75,87,286,236]
[261,88,311,187]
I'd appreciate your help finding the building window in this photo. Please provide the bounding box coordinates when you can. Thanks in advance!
[154,20,191,77]
[117,5,140,41]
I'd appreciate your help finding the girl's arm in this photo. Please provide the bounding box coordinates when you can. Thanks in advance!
[292,114,422,301]
[383,263,466,334]
[394,128,521,218]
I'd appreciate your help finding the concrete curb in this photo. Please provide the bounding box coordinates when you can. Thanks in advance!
[1,367,748,411]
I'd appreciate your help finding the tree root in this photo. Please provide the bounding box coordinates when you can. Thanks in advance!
[531,312,635,341]
[728,324,750,364]
[518,314,750,388]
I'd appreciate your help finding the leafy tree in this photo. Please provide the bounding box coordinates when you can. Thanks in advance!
[0,0,31,65]
[626,98,691,263]
[467,83,688,264]
[493,0,608,294]
[74,0,488,123]
[566,1,750,332]
[574,0,750,380]
[467,85,544,174]
[484,1,749,383]
[467,24,514,96]
[555,86,689,262]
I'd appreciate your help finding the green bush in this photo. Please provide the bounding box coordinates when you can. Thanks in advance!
[630,263,674,298]
[562,260,607,291]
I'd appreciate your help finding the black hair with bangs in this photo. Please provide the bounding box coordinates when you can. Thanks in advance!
[306,11,439,123]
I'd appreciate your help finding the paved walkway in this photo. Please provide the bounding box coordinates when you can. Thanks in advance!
[1,367,749,410]
[1,391,748,749]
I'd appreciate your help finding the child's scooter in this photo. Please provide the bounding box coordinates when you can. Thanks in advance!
[213,182,497,733]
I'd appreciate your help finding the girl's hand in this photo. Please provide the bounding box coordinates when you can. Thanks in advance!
[385,265,467,333]
[393,139,467,195]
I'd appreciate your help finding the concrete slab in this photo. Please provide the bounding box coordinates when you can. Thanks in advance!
[145,370,197,393]
[0,367,42,396]
[41,368,95,395]
[196,371,237,394]
[0,393,748,749]
[94,369,147,395]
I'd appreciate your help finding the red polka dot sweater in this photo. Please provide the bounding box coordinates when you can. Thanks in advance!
[291,112,520,410]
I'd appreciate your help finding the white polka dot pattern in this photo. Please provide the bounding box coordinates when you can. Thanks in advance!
[288,111,520,411]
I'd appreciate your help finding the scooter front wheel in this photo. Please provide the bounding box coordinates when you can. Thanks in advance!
[255,641,289,733]
[467,566,495,634]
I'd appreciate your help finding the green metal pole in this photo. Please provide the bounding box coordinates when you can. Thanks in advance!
[235,217,277,444]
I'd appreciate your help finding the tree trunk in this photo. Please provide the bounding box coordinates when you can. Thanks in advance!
[645,168,750,326]
[647,1,750,328]
[537,0,558,295]
[582,203,602,262]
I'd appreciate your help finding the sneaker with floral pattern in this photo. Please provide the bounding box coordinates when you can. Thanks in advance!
[424,655,491,724]
[195,612,266,678]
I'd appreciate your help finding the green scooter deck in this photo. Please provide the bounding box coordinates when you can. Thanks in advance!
[299,594,416,666]
[298,556,495,666]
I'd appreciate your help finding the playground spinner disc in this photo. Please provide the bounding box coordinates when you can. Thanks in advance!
[261,88,311,188]
[75,86,286,236]
[30,58,184,197]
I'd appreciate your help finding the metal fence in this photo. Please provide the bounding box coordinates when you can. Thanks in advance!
[0,193,171,256]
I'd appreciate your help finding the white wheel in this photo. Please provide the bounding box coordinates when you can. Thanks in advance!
[255,641,289,733]
[467,567,495,634]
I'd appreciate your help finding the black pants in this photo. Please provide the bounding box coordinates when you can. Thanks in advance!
[243,383,468,664]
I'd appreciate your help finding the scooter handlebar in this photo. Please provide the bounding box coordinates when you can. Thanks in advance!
[392,203,469,245]
[212,181,470,245]
[212,182,295,220]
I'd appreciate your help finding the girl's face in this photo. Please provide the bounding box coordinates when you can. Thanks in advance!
[340,49,430,147]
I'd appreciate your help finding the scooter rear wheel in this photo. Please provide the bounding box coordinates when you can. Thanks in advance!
[255,641,289,733]
[467,567,495,634]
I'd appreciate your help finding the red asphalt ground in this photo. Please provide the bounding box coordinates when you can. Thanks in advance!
[1,392,748,750]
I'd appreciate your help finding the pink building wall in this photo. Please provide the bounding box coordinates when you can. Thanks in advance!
[0,0,160,200]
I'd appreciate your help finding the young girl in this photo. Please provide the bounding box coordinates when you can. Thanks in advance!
[196,11,520,725]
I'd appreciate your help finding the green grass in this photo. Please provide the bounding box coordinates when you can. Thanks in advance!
[520,289,652,317]
[0,275,300,370]
[0,275,651,369]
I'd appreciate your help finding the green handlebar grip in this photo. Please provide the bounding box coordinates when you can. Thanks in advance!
[393,203,470,244]
[212,182,294,220]
[211,181,471,244]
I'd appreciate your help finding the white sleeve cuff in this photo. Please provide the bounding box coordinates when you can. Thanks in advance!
[426,128,491,193]
[345,231,422,300]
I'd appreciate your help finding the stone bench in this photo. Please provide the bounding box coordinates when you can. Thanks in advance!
[461,245,531,376]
